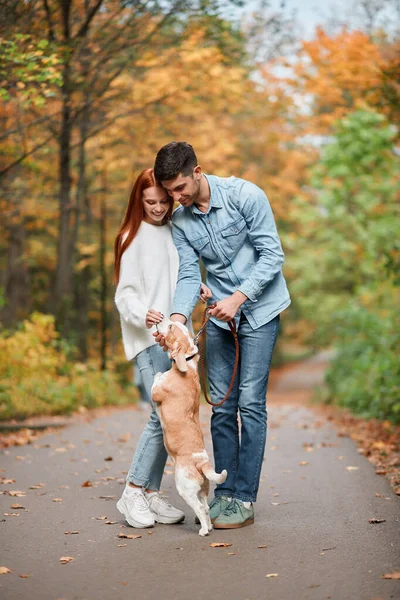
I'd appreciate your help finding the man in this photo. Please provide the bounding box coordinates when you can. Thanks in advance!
[154,142,290,529]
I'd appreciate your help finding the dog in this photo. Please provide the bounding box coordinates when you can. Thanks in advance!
[151,318,227,536]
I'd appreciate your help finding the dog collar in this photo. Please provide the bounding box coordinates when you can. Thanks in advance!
[172,353,197,364]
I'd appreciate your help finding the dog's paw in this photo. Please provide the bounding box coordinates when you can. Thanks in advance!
[198,528,209,537]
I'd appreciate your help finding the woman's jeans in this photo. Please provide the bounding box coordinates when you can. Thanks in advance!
[126,344,171,491]
[207,314,280,503]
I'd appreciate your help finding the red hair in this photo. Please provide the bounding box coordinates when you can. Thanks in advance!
[114,168,174,284]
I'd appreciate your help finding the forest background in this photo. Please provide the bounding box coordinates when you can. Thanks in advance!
[0,0,399,424]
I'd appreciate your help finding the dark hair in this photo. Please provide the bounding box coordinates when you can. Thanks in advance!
[154,141,197,182]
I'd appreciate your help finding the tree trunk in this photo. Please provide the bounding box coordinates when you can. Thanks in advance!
[54,0,73,322]
[2,216,31,326]
[100,171,108,371]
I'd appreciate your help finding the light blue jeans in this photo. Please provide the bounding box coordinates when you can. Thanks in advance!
[126,344,171,490]
[207,313,280,502]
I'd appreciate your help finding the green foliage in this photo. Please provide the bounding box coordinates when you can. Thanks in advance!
[287,108,400,421]
[0,313,137,420]
[0,34,62,106]
[325,307,400,423]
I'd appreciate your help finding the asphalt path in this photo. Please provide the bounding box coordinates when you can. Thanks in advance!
[1,356,399,600]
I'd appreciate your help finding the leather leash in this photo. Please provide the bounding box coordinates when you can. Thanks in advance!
[196,302,239,407]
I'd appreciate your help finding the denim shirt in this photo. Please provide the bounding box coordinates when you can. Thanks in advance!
[171,174,291,330]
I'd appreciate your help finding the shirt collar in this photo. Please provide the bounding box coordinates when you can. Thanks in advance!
[191,174,222,215]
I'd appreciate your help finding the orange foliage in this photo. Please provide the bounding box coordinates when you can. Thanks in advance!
[292,27,389,132]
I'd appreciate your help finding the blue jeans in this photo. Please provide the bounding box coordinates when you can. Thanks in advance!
[126,344,171,490]
[207,314,280,503]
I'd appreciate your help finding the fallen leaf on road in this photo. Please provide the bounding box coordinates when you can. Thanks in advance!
[0,567,11,574]
[266,573,278,578]
[381,572,400,580]
[346,466,359,471]
[104,456,113,461]
[98,495,116,500]
[271,502,280,506]
[95,516,108,520]
[4,513,19,517]
[257,545,267,549]
[0,478,15,484]
[64,531,79,535]
[105,521,117,525]
[210,542,232,548]
[147,531,154,535]
[55,448,67,453]
[117,544,127,547]
[369,518,386,524]
[59,556,75,564]
[7,490,26,497]
[81,480,93,487]
[118,532,142,539]
[118,434,131,443]
[299,461,308,466]
[11,503,24,509]
[19,574,30,578]
[227,552,236,555]
[29,483,45,489]
[52,498,62,502]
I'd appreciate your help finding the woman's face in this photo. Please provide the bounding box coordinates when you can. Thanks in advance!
[142,186,171,226]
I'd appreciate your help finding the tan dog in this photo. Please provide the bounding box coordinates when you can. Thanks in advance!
[151,318,227,536]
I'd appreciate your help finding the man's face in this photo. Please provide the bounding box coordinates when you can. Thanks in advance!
[161,167,202,208]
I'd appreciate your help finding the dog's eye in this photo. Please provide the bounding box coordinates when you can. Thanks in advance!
[168,324,174,330]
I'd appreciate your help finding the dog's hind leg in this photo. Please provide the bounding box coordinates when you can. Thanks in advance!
[176,469,209,536]
[199,479,212,531]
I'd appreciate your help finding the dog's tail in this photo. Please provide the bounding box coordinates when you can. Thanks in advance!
[200,461,227,484]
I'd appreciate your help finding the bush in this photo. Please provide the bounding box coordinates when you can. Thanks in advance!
[324,307,400,423]
[0,312,138,420]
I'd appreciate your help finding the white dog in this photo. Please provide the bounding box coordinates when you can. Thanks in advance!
[151,318,227,536]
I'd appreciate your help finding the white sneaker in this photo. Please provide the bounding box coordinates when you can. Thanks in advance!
[146,492,185,524]
[116,487,155,528]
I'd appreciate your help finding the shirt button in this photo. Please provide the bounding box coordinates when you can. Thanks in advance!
[207,219,210,224]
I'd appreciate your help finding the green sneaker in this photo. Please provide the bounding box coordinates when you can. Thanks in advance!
[195,496,231,524]
[213,499,254,529]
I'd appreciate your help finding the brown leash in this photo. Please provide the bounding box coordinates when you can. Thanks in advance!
[196,303,239,407]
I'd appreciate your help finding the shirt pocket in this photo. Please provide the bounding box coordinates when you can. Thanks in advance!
[190,234,215,261]
[220,217,247,256]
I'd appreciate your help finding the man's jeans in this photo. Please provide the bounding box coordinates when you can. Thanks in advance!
[207,314,280,503]
[126,344,171,491]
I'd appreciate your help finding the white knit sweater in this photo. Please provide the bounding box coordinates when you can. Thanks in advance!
[115,221,179,361]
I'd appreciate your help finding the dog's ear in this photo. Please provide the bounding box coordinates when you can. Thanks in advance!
[170,340,188,373]
[174,350,188,373]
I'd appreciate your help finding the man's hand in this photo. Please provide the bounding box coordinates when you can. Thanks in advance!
[207,291,247,322]
[200,283,212,304]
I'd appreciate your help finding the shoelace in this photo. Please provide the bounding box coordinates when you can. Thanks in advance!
[129,491,149,510]
[209,496,226,509]
[155,494,173,507]
[222,500,241,516]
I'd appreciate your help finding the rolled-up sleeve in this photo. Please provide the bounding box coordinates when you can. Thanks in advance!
[237,183,285,302]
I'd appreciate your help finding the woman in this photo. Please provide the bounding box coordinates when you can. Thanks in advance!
[114,168,209,529]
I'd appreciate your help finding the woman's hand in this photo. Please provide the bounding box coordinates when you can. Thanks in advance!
[145,309,164,329]
[200,283,212,304]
